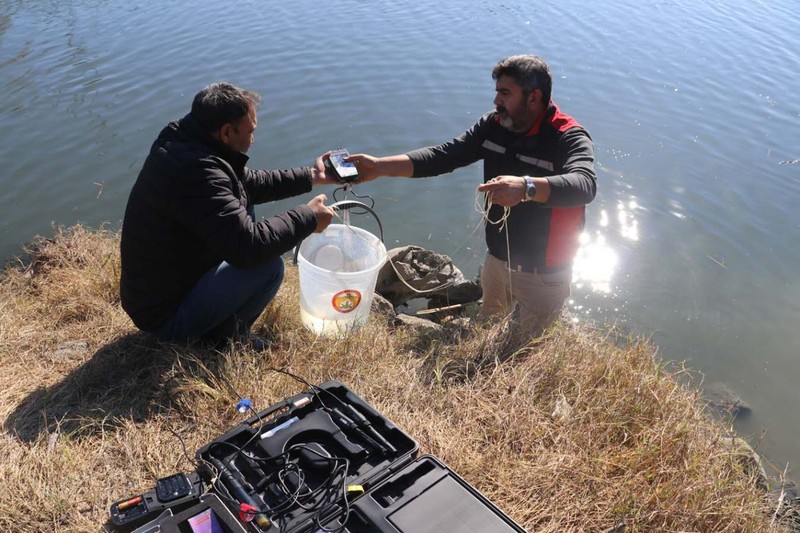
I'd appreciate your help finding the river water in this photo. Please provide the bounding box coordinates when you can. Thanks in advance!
[2,0,799,473]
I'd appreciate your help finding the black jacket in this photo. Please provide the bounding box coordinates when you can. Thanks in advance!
[120,113,316,331]
[407,104,596,272]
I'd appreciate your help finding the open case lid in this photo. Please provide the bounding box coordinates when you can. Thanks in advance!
[323,454,527,533]
[195,380,418,532]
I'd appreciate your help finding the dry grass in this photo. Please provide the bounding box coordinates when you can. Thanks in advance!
[0,225,787,532]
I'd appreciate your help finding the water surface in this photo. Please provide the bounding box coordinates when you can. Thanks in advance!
[2,0,799,473]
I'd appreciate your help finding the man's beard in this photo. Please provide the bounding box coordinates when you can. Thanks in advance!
[496,107,514,129]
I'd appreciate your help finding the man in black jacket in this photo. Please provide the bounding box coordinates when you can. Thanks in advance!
[349,55,596,331]
[120,82,336,346]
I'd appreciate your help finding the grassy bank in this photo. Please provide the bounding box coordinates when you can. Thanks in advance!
[0,225,788,531]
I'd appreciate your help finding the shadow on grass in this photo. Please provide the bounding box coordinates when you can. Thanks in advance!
[4,332,222,443]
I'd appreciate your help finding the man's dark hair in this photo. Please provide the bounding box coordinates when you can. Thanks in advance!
[191,82,262,133]
[492,55,552,105]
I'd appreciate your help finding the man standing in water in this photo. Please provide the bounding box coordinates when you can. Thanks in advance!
[120,82,337,347]
[350,55,596,331]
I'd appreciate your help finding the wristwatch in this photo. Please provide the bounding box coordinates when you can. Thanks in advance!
[522,176,537,202]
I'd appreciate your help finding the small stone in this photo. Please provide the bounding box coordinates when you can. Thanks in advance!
[52,341,89,362]
[394,313,442,334]
[704,382,750,420]
[47,431,59,454]
[371,293,396,321]
[552,394,573,422]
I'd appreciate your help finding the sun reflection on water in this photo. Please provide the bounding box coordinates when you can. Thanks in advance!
[573,231,619,294]
[618,200,639,241]
[571,199,639,304]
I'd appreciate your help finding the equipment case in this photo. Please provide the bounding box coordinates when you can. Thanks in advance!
[124,380,525,533]
[195,380,419,532]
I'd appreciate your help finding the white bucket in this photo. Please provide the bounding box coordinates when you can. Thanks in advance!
[297,223,387,336]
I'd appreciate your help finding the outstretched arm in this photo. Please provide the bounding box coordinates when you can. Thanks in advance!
[347,114,490,183]
[345,153,414,183]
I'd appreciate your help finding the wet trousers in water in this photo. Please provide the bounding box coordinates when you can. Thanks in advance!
[479,252,571,331]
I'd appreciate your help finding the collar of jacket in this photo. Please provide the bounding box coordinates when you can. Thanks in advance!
[179,113,250,173]
[523,102,556,136]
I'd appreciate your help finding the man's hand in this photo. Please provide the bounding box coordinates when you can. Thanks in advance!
[307,194,336,232]
[343,153,380,183]
[477,176,527,207]
[345,153,413,183]
[477,175,549,206]
[310,152,339,186]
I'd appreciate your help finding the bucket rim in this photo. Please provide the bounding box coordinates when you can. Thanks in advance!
[297,225,387,276]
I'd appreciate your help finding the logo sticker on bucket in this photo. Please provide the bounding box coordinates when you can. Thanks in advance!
[332,290,362,314]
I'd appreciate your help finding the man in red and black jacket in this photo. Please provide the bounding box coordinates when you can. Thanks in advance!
[351,55,596,330]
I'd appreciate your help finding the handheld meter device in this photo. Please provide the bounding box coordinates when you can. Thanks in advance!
[328,148,359,183]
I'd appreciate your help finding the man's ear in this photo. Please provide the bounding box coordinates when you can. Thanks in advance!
[220,124,232,143]
[527,88,542,109]
[210,124,229,144]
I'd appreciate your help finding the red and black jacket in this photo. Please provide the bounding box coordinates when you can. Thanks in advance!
[407,104,596,272]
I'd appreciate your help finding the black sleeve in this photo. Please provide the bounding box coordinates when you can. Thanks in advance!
[405,115,490,177]
[172,162,317,267]
[545,128,597,207]
[242,166,314,204]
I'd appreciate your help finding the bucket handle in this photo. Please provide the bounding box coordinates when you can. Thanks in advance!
[292,200,384,265]
[328,200,384,242]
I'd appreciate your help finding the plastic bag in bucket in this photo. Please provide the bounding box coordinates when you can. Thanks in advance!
[297,223,387,336]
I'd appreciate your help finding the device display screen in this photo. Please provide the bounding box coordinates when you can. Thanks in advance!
[330,149,359,180]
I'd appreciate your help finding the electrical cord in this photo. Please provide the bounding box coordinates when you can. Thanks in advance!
[163,367,382,531]
[332,183,375,212]
[276,462,351,533]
